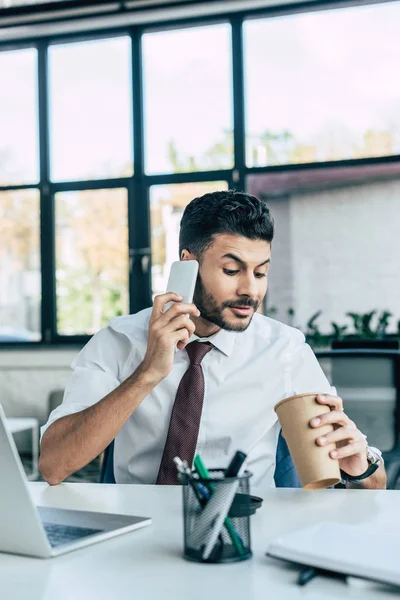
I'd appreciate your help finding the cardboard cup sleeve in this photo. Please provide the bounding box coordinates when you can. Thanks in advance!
[274,393,341,490]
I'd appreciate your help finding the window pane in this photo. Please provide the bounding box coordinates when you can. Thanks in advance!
[151,181,228,296]
[49,37,133,182]
[143,24,233,174]
[55,189,129,335]
[0,190,41,341]
[0,48,38,185]
[244,3,400,167]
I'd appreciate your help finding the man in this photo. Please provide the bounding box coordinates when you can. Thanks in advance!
[39,191,386,489]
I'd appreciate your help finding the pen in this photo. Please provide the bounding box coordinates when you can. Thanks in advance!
[297,565,348,586]
[194,454,244,556]
[174,457,225,557]
[180,459,211,501]
[297,566,316,586]
[194,455,215,492]
[225,450,247,478]
[173,457,205,506]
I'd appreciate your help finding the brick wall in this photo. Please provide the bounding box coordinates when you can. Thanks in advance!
[266,178,400,333]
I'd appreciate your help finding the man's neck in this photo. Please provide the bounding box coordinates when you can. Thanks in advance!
[192,316,220,338]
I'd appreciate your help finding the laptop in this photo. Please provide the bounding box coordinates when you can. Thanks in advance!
[0,405,151,558]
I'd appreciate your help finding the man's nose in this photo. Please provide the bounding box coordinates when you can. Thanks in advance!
[237,274,258,298]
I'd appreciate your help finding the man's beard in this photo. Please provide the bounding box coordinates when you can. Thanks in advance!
[193,275,260,332]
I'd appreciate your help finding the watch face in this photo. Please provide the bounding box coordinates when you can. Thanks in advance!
[367,446,382,464]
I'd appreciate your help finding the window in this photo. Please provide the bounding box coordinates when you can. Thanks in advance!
[143,24,233,175]
[150,181,228,296]
[2,4,400,346]
[55,189,129,335]
[0,48,38,185]
[244,3,400,167]
[49,37,133,182]
[0,190,41,341]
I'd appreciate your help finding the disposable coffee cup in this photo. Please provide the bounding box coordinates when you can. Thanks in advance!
[274,393,341,490]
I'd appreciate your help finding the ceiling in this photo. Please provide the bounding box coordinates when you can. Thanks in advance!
[0,0,205,30]
[0,0,193,8]
[0,0,338,39]
[0,0,77,6]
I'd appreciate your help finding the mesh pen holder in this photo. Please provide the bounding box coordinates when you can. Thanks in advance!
[181,469,252,564]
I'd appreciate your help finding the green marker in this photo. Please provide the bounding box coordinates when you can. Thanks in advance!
[194,454,244,556]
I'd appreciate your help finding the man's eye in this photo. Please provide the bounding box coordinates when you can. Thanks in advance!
[255,273,267,278]
[223,269,239,276]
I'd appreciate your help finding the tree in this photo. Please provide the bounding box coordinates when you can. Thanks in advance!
[167,130,234,173]
[0,190,39,270]
[0,189,40,334]
[260,129,295,165]
[56,189,128,334]
[203,130,234,169]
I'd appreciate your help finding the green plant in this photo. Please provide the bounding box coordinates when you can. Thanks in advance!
[331,322,348,339]
[266,305,278,317]
[346,311,374,337]
[346,310,394,338]
[264,305,399,347]
[306,310,322,335]
[306,311,323,345]
[287,307,295,326]
[376,311,392,337]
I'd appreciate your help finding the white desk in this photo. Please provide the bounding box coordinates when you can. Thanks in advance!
[6,418,39,480]
[0,484,399,600]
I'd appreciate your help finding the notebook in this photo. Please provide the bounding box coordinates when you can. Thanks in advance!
[266,521,400,588]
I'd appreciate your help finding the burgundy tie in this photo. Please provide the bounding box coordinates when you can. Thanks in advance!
[156,341,213,485]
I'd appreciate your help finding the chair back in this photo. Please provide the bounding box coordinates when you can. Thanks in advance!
[100,432,301,487]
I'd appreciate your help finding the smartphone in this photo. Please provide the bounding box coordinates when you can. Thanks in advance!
[164,260,199,312]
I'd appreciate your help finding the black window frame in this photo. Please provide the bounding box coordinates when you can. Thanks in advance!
[1,0,399,347]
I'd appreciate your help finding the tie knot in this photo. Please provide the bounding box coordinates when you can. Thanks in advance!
[186,341,212,365]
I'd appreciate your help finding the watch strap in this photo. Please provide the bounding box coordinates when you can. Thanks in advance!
[340,461,380,483]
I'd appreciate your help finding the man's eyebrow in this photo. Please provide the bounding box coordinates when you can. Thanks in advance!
[221,253,271,268]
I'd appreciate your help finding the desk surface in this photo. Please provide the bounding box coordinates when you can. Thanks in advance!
[0,484,399,600]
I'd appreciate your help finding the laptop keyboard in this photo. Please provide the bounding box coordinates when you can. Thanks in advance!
[43,522,104,547]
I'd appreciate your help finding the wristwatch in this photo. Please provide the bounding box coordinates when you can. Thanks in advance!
[340,445,382,484]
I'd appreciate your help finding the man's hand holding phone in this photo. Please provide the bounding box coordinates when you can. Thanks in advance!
[139,293,200,385]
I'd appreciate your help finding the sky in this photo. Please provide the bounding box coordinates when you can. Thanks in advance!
[48,36,133,181]
[1,0,400,185]
[0,48,38,184]
[142,23,233,174]
[244,2,400,153]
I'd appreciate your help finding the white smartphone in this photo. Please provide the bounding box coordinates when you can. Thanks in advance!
[164,260,199,312]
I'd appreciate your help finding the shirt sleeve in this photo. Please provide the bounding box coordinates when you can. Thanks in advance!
[288,330,336,397]
[40,326,127,440]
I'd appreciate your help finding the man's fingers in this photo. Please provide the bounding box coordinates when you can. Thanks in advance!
[172,328,191,348]
[310,410,351,429]
[163,301,200,321]
[152,292,183,315]
[329,441,366,460]
[151,297,200,331]
[316,393,343,411]
[177,339,189,351]
[316,427,364,447]
[165,314,196,336]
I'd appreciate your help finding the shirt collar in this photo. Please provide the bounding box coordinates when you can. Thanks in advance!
[190,327,237,357]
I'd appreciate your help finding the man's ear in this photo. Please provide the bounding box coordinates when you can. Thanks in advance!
[180,249,196,261]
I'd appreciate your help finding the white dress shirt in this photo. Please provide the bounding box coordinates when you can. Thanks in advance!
[41,308,334,487]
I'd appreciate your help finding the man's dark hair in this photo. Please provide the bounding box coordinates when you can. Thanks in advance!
[179,190,274,259]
